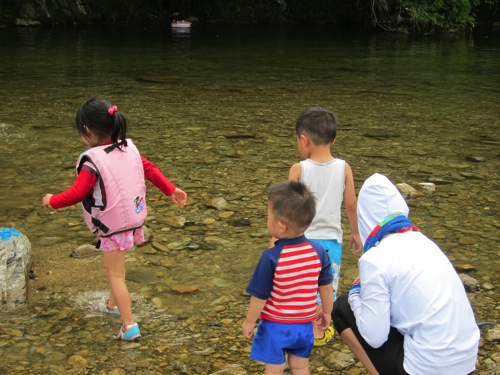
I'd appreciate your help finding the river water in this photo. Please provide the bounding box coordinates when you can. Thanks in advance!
[0,24,498,374]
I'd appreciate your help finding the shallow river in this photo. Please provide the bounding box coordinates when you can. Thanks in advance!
[0,24,498,374]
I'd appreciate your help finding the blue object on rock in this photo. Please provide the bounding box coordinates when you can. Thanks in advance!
[0,228,21,240]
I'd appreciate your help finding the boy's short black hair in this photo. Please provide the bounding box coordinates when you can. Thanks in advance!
[268,181,316,232]
[295,107,337,146]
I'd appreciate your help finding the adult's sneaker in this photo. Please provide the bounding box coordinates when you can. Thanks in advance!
[115,323,141,341]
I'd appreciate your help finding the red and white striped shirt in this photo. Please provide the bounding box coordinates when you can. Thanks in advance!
[246,235,333,324]
[263,241,322,323]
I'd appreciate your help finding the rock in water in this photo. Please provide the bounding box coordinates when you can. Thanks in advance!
[396,183,418,198]
[70,244,100,258]
[206,197,229,210]
[0,228,32,305]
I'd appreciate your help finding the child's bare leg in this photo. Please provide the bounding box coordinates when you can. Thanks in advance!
[288,354,310,375]
[103,250,134,326]
[340,328,379,375]
[264,362,286,375]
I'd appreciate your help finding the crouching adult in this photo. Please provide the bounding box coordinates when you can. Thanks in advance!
[332,173,480,375]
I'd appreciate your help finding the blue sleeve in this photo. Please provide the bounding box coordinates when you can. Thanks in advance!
[246,248,278,300]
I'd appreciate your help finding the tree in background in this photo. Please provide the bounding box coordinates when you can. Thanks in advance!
[366,0,496,32]
[1,0,498,31]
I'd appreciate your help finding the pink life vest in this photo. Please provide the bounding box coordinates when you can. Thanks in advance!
[76,139,147,237]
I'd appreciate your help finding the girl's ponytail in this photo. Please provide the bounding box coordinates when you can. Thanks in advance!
[111,112,128,149]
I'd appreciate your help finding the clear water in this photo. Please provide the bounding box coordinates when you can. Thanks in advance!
[0,24,498,373]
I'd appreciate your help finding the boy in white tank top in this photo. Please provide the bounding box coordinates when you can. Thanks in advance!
[288,107,362,346]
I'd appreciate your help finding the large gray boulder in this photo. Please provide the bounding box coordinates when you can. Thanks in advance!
[0,228,32,306]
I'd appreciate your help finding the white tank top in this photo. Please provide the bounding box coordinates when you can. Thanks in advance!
[300,158,345,242]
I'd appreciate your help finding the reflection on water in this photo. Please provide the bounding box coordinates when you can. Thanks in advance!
[0,24,498,373]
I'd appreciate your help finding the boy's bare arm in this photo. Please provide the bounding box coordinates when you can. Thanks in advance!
[344,163,362,253]
[242,296,267,338]
[288,162,302,181]
[318,283,333,329]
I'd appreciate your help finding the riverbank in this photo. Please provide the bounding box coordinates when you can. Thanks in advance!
[0,236,495,374]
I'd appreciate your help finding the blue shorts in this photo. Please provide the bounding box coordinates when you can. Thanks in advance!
[250,320,314,365]
[312,239,342,304]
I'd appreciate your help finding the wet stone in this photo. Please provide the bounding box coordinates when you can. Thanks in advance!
[466,156,487,162]
[67,354,87,368]
[458,237,477,245]
[485,328,500,342]
[454,263,476,272]
[459,172,487,180]
[396,183,418,198]
[126,269,159,284]
[151,241,169,253]
[460,273,480,292]
[44,350,67,363]
[182,242,215,251]
[482,283,494,290]
[418,182,436,191]
[227,218,251,227]
[170,284,199,293]
[70,244,100,258]
[204,236,232,245]
[219,211,235,218]
[428,177,454,185]
[206,197,229,210]
[363,132,400,139]
[324,350,356,370]
[157,216,186,228]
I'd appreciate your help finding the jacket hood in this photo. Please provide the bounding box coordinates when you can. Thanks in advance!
[357,173,409,245]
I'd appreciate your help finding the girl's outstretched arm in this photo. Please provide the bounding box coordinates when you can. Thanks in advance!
[141,155,176,195]
[43,168,96,209]
[169,188,187,207]
[142,155,187,206]
[42,194,53,208]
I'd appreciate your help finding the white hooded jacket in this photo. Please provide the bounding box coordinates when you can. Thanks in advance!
[350,173,479,375]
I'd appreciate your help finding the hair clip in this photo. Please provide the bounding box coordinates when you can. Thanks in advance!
[108,105,118,116]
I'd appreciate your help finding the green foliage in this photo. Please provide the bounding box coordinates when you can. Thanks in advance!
[0,0,22,24]
[471,0,499,26]
[2,0,496,31]
[189,0,285,23]
[285,0,337,23]
[369,0,479,32]
[85,0,166,23]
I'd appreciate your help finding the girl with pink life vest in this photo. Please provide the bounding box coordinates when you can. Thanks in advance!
[42,98,187,341]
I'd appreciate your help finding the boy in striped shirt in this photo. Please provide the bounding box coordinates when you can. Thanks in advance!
[242,181,333,375]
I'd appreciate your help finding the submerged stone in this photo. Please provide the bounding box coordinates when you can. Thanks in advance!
[170,284,199,293]
[459,273,480,292]
[453,263,476,272]
[466,156,487,162]
[157,216,186,228]
[206,197,229,210]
